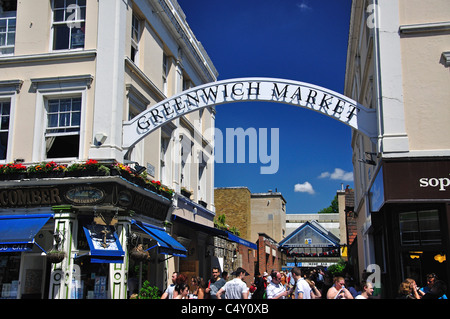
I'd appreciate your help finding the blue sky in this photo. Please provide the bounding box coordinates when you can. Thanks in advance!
[178,0,353,213]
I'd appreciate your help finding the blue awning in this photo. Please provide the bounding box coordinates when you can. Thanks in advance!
[0,214,53,253]
[172,215,257,250]
[131,220,187,257]
[83,225,125,263]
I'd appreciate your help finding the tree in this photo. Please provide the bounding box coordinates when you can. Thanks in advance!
[318,195,339,214]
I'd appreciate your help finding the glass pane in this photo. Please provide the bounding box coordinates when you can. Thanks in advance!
[0,33,5,46]
[53,0,66,9]
[71,111,80,126]
[71,98,81,111]
[399,211,420,245]
[60,98,71,111]
[0,47,13,55]
[70,25,85,49]
[59,112,70,127]
[53,24,70,50]
[79,7,86,20]
[6,32,14,45]
[78,0,86,7]
[1,116,9,130]
[418,210,441,245]
[48,100,59,113]
[8,18,16,31]
[0,131,8,160]
[1,103,10,115]
[53,9,65,22]
[48,114,58,127]
[0,20,6,32]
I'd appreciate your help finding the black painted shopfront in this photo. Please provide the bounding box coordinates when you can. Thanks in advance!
[0,175,180,299]
[369,158,450,298]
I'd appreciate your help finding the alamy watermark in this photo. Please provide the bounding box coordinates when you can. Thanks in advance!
[177,125,280,175]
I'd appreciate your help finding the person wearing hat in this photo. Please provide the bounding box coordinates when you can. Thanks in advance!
[216,267,250,299]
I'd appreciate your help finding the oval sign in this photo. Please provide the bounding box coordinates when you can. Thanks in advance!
[65,186,105,205]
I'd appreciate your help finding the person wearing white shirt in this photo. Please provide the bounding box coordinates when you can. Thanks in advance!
[266,271,294,299]
[216,267,250,299]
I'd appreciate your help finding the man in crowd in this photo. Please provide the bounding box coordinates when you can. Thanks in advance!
[216,267,249,299]
[205,267,226,299]
[161,271,178,299]
[266,270,294,299]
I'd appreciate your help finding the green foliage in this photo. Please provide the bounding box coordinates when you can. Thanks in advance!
[327,259,347,277]
[138,281,161,299]
[214,214,240,235]
[318,195,339,214]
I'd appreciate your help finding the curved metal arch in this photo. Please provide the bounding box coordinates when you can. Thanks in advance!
[122,77,377,150]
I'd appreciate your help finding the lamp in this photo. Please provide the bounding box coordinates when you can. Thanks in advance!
[133,164,146,175]
[358,152,377,166]
[124,160,147,175]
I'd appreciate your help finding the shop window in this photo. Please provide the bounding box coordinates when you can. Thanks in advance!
[73,258,109,299]
[0,0,16,56]
[0,253,20,299]
[399,209,441,246]
[0,100,11,160]
[45,96,81,159]
[52,0,86,50]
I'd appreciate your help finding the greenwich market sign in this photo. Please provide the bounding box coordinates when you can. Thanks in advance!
[122,78,377,150]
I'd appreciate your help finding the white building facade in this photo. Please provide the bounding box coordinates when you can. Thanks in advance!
[345,0,450,297]
[0,0,217,299]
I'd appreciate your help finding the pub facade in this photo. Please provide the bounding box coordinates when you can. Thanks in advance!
[0,168,186,299]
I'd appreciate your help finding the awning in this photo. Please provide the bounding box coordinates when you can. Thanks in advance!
[0,214,53,253]
[83,224,125,263]
[131,220,187,257]
[172,215,257,250]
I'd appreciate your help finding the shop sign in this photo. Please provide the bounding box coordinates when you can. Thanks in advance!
[419,175,450,192]
[0,187,62,207]
[0,243,33,252]
[382,160,450,202]
[369,166,385,212]
[123,78,377,149]
[65,186,105,204]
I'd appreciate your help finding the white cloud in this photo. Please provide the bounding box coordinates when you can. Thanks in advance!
[318,168,353,182]
[318,172,330,179]
[294,181,315,195]
[296,1,312,12]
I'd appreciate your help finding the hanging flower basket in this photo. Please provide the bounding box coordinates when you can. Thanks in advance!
[130,245,150,262]
[46,251,66,263]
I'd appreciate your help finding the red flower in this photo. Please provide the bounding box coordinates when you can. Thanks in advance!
[85,159,98,165]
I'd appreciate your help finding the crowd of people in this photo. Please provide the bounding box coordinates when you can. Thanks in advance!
[158,267,447,300]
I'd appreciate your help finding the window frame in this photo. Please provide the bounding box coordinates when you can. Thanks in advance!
[130,13,141,64]
[0,11,16,56]
[50,0,86,52]
[0,96,14,163]
[33,89,87,162]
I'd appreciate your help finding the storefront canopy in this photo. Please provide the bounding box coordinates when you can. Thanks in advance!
[131,220,187,257]
[0,214,53,253]
[83,224,125,263]
[172,215,257,250]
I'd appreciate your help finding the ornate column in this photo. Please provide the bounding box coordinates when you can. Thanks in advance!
[48,205,75,299]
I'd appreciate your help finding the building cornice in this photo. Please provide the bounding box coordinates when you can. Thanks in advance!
[0,50,96,65]
[151,0,218,82]
[399,21,450,35]
[125,57,166,101]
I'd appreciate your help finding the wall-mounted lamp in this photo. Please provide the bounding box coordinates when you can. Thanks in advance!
[124,160,147,175]
[358,152,377,166]
[94,132,108,146]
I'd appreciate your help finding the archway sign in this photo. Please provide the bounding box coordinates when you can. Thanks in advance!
[122,78,377,150]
